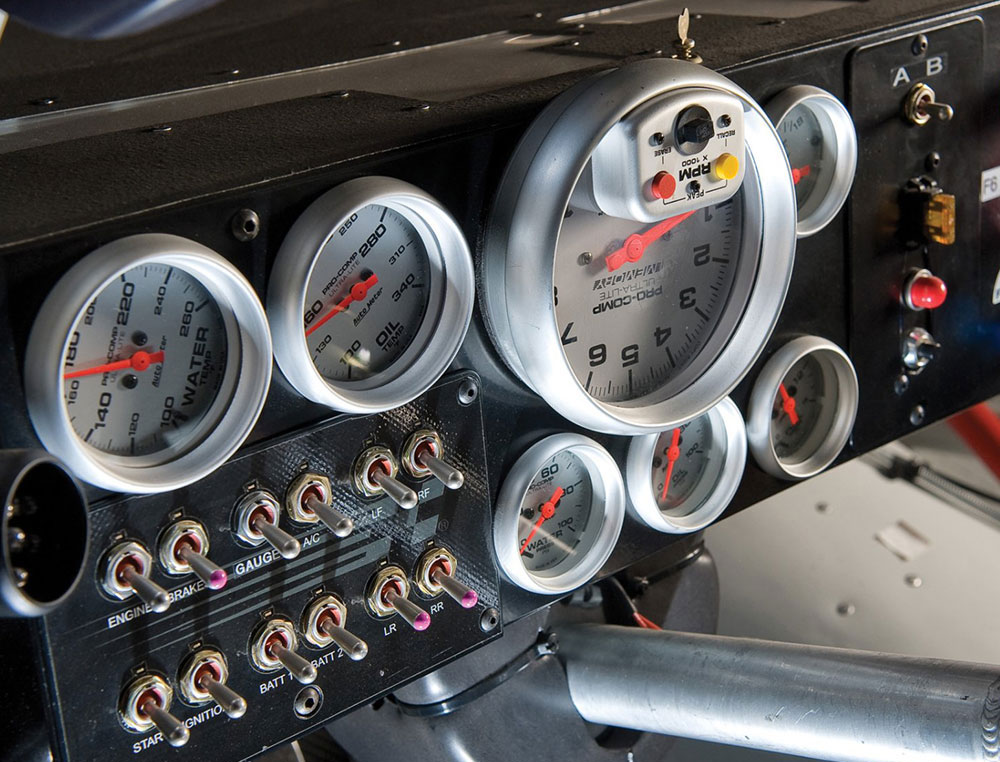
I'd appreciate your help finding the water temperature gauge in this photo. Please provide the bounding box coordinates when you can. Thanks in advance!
[493,433,625,594]
[747,336,859,480]
[766,85,857,238]
[626,397,746,533]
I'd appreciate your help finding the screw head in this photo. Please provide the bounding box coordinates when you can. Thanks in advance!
[231,209,261,242]
[836,602,856,617]
[894,374,910,395]
[925,151,941,171]
[910,404,926,426]
[912,34,929,55]
[479,607,500,632]
[458,378,479,406]
[905,574,923,588]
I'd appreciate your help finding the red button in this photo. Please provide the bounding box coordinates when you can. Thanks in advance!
[651,171,676,200]
[906,272,948,310]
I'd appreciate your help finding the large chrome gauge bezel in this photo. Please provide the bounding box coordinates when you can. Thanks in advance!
[24,234,273,494]
[747,335,859,481]
[267,176,475,414]
[482,58,796,435]
[493,433,625,595]
[765,85,858,238]
[626,396,746,534]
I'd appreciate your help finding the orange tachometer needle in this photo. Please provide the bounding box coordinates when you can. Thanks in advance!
[63,349,164,380]
[304,272,379,337]
[660,428,682,502]
[779,383,799,425]
[791,165,812,186]
[519,486,565,555]
[605,210,697,272]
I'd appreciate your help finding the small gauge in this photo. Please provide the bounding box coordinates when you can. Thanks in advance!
[268,176,475,414]
[626,396,746,533]
[493,433,625,594]
[766,85,858,238]
[24,234,272,493]
[747,336,859,480]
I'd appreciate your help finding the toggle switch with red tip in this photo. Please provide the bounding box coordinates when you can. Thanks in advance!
[650,171,677,200]
[904,269,948,311]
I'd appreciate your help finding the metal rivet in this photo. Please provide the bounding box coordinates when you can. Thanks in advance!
[147,125,172,133]
[894,374,910,395]
[925,151,941,171]
[231,209,261,242]
[912,34,929,56]
[836,602,856,617]
[815,502,829,513]
[458,378,479,406]
[479,607,500,632]
[910,404,926,426]
[330,90,350,99]
[905,574,922,588]
[391,40,402,47]
[30,97,57,106]
[533,11,543,18]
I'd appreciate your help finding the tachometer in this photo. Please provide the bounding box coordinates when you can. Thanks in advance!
[268,177,475,413]
[482,59,796,435]
[25,234,272,493]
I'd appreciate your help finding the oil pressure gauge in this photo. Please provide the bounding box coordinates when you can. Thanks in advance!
[493,433,625,595]
[25,234,272,493]
[766,85,857,238]
[626,397,746,533]
[747,336,858,480]
[268,176,475,414]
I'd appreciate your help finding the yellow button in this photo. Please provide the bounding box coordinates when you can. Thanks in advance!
[713,153,740,181]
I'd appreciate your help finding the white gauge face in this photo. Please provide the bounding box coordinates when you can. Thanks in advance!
[25,234,272,493]
[555,198,753,403]
[769,353,838,464]
[481,60,796,435]
[303,204,430,382]
[747,336,859,481]
[766,86,857,238]
[517,449,598,576]
[494,433,626,594]
[778,104,833,219]
[626,396,746,533]
[268,177,475,414]
[63,264,230,458]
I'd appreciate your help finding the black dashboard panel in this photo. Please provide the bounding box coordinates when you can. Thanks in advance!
[2,1,1000,760]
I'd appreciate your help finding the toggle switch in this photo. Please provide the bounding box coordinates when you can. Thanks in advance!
[902,327,940,374]
[119,673,190,747]
[285,473,354,538]
[159,519,227,590]
[402,430,464,490]
[353,446,418,509]
[178,648,247,719]
[367,565,430,631]
[416,547,479,609]
[250,618,317,684]
[102,540,171,612]
[233,490,301,559]
[903,82,954,125]
[904,268,948,311]
[302,593,369,661]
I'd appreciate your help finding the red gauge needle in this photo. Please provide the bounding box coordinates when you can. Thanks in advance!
[791,165,812,186]
[63,349,164,379]
[660,428,682,502]
[519,487,565,555]
[304,273,379,337]
[778,383,799,425]
[605,210,697,272]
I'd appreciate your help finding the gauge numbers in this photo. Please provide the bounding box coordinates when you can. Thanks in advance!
[747,336,858,480]
[269,177,475,414]
[304,204,429,382]
[25,234,272,493]
[495,434,625,594]
[556,199,752,403]
[766,85,857,238]
[626,397,746,533]
[64,264,228,458]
